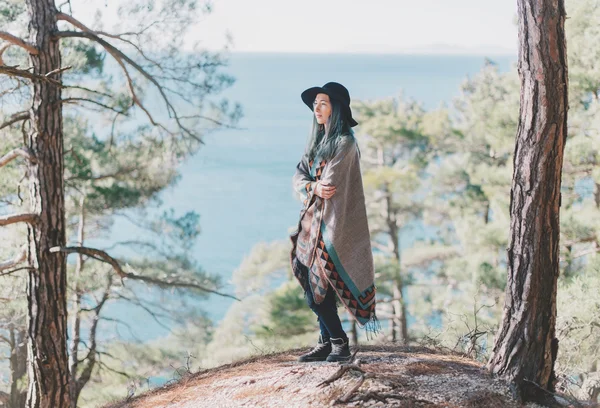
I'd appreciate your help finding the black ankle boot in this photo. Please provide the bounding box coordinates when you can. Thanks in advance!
[297,335,331,362]
[326,337,351,362]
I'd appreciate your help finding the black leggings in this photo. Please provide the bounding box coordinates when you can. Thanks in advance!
[299,261,348,342]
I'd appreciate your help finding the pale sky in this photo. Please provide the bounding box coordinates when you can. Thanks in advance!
[72,0,519,54]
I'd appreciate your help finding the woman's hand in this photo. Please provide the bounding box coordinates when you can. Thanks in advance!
[315,181,336,199]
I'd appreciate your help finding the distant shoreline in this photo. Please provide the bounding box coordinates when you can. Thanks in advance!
[224,49,518,57]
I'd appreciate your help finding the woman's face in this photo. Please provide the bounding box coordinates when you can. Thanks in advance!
[313,93,332,125]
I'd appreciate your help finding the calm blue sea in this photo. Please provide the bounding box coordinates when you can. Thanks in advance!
[97,52,518,341]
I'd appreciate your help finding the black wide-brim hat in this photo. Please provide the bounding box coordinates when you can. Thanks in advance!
[301,81,359,127]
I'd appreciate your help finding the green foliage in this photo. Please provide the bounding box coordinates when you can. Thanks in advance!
[409,0,600,382]
[0,0,24,24]
[61,38,105,76]
[354,93,455,342]
[416,60,518,349]
[556,257,600,378]
[255,282,315,338]
[566,0,600,108]
[63,117,181,213]
[0,0,242,403]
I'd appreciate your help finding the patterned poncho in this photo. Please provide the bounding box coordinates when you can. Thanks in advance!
[290,135,380,334]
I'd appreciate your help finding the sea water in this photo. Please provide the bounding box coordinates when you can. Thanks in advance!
[96,52,517,341]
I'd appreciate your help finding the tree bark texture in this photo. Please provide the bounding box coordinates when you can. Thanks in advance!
[486,0,568,403]
[9,326,28,408]
[68,197,85,408]
[24,0,69,407]
[387,195,407,345]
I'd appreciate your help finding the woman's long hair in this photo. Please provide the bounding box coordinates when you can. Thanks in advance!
[305,98,355,162]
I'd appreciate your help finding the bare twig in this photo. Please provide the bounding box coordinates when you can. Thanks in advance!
[0,266,36,277]
[63,84,114,99]
[61,97,128,115]
[95,359,130,378]
[45,65,72,76]
[97,316,144,344]
[338,374,367,403]
[318,351,363,388]
[0,65,63,86]
[316,349,380,405]
[111,293,173,332]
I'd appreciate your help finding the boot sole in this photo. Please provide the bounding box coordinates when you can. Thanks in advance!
[297,357,328,362]
[326,355,352,363]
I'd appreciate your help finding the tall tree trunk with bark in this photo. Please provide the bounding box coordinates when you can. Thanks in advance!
[386,191,407,344]
[24,0,70,406]
[68,196,85,408]
[9,325,28,408]
[486,0,568,404]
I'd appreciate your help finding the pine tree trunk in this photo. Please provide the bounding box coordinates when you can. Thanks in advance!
[350,320,358,345]
[24,0,69,407]
[69,197,85,408]
[486,0,568,403]
[388,216,408,344]
[9,326,27,408]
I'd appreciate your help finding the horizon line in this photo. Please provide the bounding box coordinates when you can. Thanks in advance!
[215,49,518,57]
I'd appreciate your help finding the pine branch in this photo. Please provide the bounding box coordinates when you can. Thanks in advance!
[0,112,29,130]
[0,213,38,226]
[57,12,163,69]
[0,31,38,55]
[0,147,37,168]
[120,271,240,301]
[65,166,137,182]
[54,13,216,143]
[56,12,153,39]
[63,30,201,139]
[49,246,126,279]
[49,246,240,300]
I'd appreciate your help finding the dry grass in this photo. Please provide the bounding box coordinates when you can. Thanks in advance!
[405,360,454,376]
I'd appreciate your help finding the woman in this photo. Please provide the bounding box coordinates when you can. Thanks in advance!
[290,82,379,363]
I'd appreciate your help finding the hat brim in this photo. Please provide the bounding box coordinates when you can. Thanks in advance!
[301,86,359,127]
